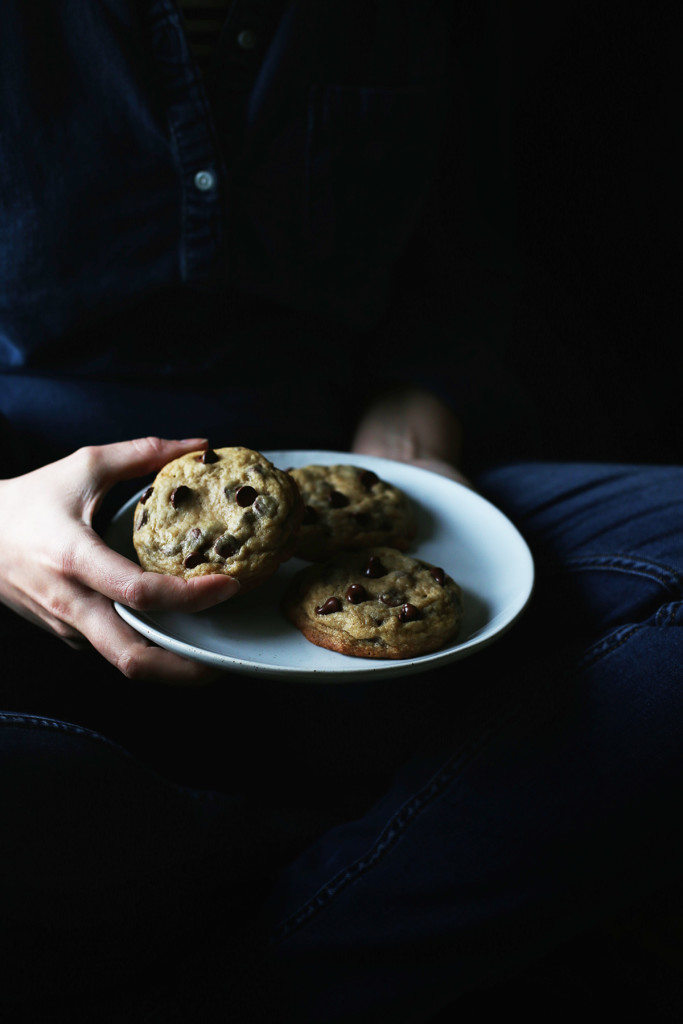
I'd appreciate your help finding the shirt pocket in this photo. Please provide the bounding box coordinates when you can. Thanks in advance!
[303,83,446,266]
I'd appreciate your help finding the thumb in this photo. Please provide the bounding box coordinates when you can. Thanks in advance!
[79,436,210,519]
[87,436,209,491]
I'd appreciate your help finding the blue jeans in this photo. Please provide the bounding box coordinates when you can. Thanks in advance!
[2,462,683,1021]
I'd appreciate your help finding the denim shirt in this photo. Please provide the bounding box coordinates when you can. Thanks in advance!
[0,1,456,468]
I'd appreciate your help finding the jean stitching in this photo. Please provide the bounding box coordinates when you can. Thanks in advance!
[573,593,683,673]
[0,712,192,798]
[563,554,683,597]
[268,750,467,943]
[514,471,633,523]
[270,662,577,945]
[655,600,683,628]
[0,711,101,738]
[573,623,643,673]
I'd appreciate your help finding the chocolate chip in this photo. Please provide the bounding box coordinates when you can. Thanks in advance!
[189,527,202,539]
[170,485,192,509]
[184,551,207,569]
[196,449,219,464]
[316,596,342,615]
[140,486,153,504]
[360,470,379,489]
[399,603,420,622]
[430,567,446,585]
[380,590,403,607]
[345,584,367,604]
[302,505,319,525]
[235,485,257,507]
[364,555,387,578]
[135,510,148,531]
[214,535,239,559]
[328,489,349,508]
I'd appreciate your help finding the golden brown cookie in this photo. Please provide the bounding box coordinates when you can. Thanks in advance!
[288,464,417,562]
[133,446,303,590]
[283,546,463,659]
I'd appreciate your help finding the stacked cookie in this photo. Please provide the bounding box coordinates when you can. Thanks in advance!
[285,463,463,659]
[133,447,463,659]
[288,463,417,561]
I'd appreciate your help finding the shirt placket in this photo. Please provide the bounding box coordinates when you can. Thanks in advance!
[143,0,226,285]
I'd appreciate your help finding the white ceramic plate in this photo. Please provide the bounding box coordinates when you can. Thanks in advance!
[105,450,534,681]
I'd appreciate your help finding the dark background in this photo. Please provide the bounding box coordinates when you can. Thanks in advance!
[436,8,683,1016]
[456,3,679,467]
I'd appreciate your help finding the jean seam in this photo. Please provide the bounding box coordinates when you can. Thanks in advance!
[0,712,193,800]
[572,623,643,674]
[655,600,683,628]
[268,749,469,944]
[563,554,683,598]
[269,662,577,946]
[0,711,100,738]
[514,471,633,523]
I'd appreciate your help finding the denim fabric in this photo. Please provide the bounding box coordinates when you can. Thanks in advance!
[2,462,682,1021]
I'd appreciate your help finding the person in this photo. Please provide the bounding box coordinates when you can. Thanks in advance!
[1,2,681,1021]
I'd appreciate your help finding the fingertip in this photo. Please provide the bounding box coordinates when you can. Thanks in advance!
[211,575,241,598]
[176,437,209,448]
[190,573,241,601]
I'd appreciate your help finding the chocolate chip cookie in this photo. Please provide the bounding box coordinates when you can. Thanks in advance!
[288,464,417,562]
[283,546,463,659]
[133,446,303,590]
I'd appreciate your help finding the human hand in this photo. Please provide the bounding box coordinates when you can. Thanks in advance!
[351,386,473,488]
[0,437,240,683]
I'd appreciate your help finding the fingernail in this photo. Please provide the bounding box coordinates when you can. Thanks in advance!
[216,576,241,597]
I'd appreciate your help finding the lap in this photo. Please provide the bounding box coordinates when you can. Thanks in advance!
[2,459,683,1018]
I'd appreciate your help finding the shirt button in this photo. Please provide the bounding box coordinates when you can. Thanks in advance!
[237,29,257,50]
[194,169,216,192]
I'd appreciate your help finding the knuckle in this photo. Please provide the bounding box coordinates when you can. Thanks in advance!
[133,436,166,459]
[115,647,147,681]
[72,444,101,475]
[121,574,152,610]
[52,619,82,643]
[45,591,75,624]
[56,544,79,581]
